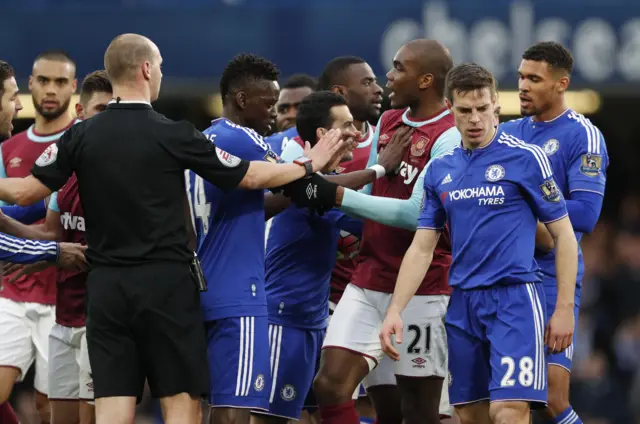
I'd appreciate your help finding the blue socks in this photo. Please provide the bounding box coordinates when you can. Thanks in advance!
[552,406,583,424]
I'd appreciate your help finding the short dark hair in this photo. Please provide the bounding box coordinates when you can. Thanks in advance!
[220,53,280,100]
[318,56,366,91]
[79,70,112,106]
[34,50,76,68]
[445,63,496,103]
[282,74,317,91]
[522,42,574,74]
[0,61,16,103]
[296,91,347,146]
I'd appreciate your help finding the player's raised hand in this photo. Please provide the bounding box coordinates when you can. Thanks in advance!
[545,305,575,354]
[305,129,344,173]
[380,310,404,361]
[324,131,360,173]
[378,126,414,174]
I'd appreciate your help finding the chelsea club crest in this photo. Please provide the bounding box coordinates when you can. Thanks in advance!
[542,139,560,156]
[485,165,505,182]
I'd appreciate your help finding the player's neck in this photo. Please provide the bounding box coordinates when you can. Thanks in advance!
[221,107,247,128]
[354,120,367,135]
[409,99,447,121]
[34,111,74,135]
[111,85,151,105]
[532,102,568,123]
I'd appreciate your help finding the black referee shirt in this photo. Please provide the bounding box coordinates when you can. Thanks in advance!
[30,101,250,266]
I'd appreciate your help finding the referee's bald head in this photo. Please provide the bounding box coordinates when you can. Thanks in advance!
[104,34,162,98]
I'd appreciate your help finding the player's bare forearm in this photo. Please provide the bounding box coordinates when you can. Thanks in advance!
[264,192,291,220]
[0,211,57,241]
[535,221,555,252]
[546,216,578,310]
[0,176,52,207]
[388,228,441,314]
[324,170,375,190]
[239,162,306,190]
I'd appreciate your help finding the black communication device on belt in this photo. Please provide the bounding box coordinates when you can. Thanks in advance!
[189,252,208,292]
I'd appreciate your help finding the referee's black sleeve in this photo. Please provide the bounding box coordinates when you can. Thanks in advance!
[165,121,250,191]
[31,125,75,192]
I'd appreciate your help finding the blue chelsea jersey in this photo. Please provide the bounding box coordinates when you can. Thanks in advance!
[264,126,298,157]
[418,129,568,290]
[187,118,282,321]
[265,205,363,330]
[500,109,608,290]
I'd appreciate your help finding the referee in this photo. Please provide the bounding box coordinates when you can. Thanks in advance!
[0,34,343,424]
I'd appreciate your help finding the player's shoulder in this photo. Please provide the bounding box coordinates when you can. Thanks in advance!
[378,108,406,129]
[1,128,29,149]
[265,126,297,143]
[496,130,552,175]
[218,119,267,145]
[427,144,461,173]
[498,117,527,132]
[564,109,606,148]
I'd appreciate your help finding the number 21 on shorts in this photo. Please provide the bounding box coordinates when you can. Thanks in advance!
[406,324,431,354]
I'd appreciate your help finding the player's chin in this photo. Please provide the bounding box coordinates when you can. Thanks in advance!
[389,96,405,109]
[369,105,382,119]
[519,105,535,117]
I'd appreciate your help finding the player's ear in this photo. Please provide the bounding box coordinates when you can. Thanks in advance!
[75,103,84,120]
[235,91,247,110]
[28,75,33,91]
[445,98,453,111]
[331,85,346,98]
[556,75,570,94]
[316,127,327,140]
[418,73,433,90]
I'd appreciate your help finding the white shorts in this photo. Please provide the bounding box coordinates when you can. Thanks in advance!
[0,297,55,394]
[328,301,366,400]
[324,284,449,377]
[48,324,94,401]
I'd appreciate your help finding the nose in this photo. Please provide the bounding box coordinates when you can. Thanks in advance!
[15,97,23,111]
[373,82,383,94]
[385,69,393,81]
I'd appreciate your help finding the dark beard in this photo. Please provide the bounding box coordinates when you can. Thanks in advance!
[33,96,72,121]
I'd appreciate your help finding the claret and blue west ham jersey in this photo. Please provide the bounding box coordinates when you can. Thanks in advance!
[418,129,569,289]
[187,118,282,321]
[500,109,608,293]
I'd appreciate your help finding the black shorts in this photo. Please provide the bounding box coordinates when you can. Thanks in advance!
[85,262,209,399]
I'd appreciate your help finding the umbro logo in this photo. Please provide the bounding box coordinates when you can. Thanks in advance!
[305,183,317,199]
[441,174,452,185]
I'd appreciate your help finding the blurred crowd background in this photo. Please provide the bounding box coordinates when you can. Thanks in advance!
[3,0,639,423]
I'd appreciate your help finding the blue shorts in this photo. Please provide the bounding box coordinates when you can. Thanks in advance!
[206,316,271,410]
[261,323,324,420]
[446,283,548,406]
[544,287,580,372]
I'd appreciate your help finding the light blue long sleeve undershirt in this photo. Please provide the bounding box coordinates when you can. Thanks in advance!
[339,126,461,231]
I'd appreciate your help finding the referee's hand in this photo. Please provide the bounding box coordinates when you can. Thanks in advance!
[57,243,90,271]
